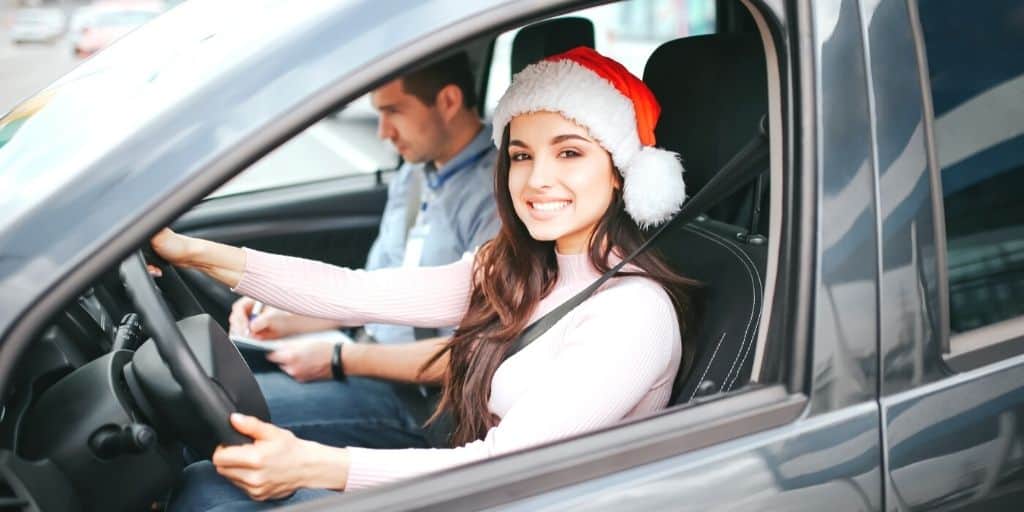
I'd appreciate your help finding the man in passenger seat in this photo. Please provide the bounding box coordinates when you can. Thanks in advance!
[228,52,500,449]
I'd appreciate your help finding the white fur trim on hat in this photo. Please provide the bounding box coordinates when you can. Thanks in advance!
[493,58,687,227]
[623,146,687,228]
[493,59,641,169]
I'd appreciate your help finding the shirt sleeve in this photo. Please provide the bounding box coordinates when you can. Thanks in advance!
[344,282,680,490]
[233,248,474,328]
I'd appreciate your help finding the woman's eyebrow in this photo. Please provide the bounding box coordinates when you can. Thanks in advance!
[551,134,592,144]
[509,139,530,148]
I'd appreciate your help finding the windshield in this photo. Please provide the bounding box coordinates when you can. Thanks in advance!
[0,0,351,232]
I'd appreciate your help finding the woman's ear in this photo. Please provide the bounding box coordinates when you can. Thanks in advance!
[613,167,624,190]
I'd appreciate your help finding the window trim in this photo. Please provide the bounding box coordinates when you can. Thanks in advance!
[909,0,1024,367]
[907,0,952,356]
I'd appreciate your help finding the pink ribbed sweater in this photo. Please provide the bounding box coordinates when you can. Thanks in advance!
[233,248,681,490]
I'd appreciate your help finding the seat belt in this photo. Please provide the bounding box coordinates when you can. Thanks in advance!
[501,116,770,363]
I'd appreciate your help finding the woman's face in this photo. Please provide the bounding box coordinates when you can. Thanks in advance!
[507,111,618,254]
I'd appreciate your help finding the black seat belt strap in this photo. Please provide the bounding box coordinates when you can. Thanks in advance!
[501,116,770,362]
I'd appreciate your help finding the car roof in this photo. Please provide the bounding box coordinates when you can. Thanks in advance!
[0,0,525,334]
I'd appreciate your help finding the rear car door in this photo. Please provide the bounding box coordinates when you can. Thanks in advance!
[875,1,1024,509]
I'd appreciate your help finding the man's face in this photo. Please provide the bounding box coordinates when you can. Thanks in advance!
[371,80,448,164]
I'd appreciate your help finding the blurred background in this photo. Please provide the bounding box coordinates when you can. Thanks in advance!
[1,0,177,113]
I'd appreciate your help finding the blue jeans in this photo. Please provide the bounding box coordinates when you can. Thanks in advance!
[168,371,435,510]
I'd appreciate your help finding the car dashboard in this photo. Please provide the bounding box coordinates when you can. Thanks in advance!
[0,269,186,511]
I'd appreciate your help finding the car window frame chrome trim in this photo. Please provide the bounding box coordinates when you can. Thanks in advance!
[906,0,952,357]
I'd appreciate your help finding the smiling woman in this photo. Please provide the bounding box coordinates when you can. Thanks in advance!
[144,46,701,509]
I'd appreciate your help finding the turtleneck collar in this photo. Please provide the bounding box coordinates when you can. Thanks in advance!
[555,250,603,284]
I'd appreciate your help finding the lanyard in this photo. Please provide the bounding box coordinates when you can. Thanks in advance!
[424,146,491,191]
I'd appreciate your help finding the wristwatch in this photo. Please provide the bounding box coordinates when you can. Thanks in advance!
[331,342,346,381]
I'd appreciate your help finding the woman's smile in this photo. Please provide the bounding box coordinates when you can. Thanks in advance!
[526,197,574,219]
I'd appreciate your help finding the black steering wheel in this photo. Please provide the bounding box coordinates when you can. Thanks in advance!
[119,250,268,452]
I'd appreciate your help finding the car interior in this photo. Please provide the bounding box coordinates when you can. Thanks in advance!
[0,1,783,510]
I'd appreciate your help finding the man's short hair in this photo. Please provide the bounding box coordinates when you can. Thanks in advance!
[401,52,478,110]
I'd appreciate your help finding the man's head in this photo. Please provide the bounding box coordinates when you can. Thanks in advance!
[371,52,479,165]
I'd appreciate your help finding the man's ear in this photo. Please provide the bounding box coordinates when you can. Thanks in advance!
[435,84,464,122]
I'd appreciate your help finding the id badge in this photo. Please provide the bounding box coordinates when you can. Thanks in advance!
[403,221,430,268]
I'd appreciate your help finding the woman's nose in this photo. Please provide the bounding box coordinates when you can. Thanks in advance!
[526,156,556,189]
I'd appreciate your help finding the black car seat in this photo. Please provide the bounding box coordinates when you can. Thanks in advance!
[510,17,595,76]
[642,33,771,404]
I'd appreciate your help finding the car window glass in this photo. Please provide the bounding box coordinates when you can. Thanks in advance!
[483,0,716,115]
[917,0,1024,334]
[207,94,397,198]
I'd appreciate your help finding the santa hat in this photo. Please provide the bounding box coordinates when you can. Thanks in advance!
[492,46,686,228]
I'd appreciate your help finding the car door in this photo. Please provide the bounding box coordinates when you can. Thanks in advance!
[873,0,1024,509]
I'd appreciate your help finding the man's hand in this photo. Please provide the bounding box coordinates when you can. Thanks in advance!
[212,414,349,500]
[229,297,299,339]
[265,340,336,382]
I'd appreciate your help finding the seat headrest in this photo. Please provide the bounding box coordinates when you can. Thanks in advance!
[511,17,595,76]
[643,33,767,200]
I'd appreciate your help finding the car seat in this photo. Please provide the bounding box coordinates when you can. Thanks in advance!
[643,33,771,404]
[510,17,595,76]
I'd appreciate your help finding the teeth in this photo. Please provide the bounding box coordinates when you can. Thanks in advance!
[532,201,570,212]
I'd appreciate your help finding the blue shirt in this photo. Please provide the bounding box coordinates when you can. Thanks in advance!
[364,125,499,343]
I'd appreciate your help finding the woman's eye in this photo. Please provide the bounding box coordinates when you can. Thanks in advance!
[558,149,581,158]
[510,152,531,161]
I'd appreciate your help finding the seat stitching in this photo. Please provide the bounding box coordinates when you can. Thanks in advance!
[699,227,765,390]
[682,226,756,386]
[689,331,727,401]
[691,225,763,390]
[682,225,758,391]
[690,224,765,390]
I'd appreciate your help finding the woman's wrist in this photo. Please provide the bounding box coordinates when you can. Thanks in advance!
[183,238,247,288]
[300,442,350,490]
[180,234,207,269]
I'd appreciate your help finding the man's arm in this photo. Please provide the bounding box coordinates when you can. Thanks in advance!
[343,336,449,384]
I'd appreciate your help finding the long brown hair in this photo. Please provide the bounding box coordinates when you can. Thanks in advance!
[423,125,700,446]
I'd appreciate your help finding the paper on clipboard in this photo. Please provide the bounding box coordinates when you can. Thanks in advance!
[230,329,354,353]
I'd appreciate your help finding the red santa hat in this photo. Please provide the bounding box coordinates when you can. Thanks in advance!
[492,46,686,228]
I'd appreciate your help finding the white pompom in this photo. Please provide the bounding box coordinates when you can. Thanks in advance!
[622,147,687,229]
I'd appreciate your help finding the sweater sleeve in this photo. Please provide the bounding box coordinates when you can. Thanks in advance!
[344,282,681,490]
[232,248,474,328]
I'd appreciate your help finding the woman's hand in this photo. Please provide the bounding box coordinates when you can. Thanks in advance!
[212,414,349,500]
[148,227,247,288]
[150,228,193,267]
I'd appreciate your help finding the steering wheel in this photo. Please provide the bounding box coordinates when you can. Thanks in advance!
[119,250,268,452]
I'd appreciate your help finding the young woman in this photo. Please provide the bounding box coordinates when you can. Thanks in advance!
[159,47,698,509]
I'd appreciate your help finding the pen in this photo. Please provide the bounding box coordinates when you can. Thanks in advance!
[246,301,264,336]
